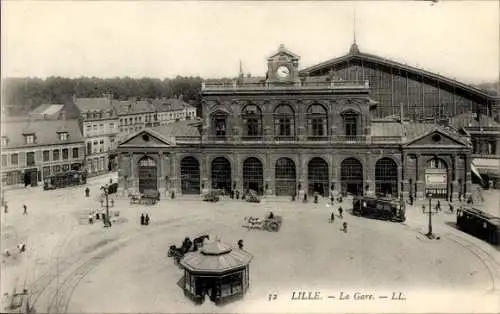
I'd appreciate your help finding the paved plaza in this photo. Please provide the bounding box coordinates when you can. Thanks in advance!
[1,173,499,313]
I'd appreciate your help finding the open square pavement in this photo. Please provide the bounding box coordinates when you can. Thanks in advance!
[1,173,499,313]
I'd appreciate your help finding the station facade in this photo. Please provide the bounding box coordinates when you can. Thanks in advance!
[117,45,473,200]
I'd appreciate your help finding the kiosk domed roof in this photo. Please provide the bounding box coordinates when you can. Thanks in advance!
[180,240,253,274]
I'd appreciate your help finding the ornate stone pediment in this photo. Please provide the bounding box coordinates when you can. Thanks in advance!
[119,130,175,148]
[404,129,468,147]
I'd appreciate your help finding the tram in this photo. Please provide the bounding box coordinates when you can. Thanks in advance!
[456,206,500,245]
[352,196,406,222]
[43,170,88,190]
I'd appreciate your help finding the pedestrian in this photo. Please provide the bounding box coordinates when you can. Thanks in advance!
[338,206,343,218]
[3,202,7,214]
[237,239,244,250]
[330,194,334,206]
[235,190,240,200]
[330,212,335,223]
[449,203,454,214]
[140,213,145,226]
[110,199,114,207]
[313,192,319,204]
[17,243,26,253]
[88,213,94,224]
[303,193,308,203]
[437,200,441,211]
[4,249,10,257]
[85,187,90,197]
[342,222,348,233]
[145,214,150,226]
[23,204,27,215]
[422,204,426,212]
[96,210,100,220]
[409,195,414,206]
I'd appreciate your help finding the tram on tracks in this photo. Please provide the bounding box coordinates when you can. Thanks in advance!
[456,206,500,245]
[352,196,406,222]
[43,170,88,190]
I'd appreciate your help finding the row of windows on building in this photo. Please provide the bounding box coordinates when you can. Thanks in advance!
[85,122,117,134]
[86,138,115,155]
[212,104,360,138]
[119,110,195,126]
[83,110,114,120]
[1,148,81,168]
[2,133,70,147]
[472,140,497,155]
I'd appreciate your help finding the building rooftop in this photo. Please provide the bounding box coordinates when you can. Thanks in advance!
[1,119,84,149]
[147,119,201,138]
[74,97,113,112]
[449,112,500,129]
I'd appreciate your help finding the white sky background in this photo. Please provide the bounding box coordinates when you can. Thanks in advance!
[1,1,499,84]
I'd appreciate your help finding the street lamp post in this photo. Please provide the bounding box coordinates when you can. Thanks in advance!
[423,192,438,238]
[100,185,111,227]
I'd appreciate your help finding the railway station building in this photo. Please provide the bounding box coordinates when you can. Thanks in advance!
[117,44,500,200]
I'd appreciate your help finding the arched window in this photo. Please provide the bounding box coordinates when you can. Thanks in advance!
[211,111,227,138]
[427,157,447,169]
[242,105,262,138]
[273,104,295,139]
[307,104,328,139]
[341,110,359,137]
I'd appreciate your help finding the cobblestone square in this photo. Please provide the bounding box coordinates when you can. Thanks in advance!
[1,173,499,313]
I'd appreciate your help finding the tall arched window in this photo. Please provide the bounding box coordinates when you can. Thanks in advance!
[307,104,328,140]
[341,110,359,137]
[273,104,295,140]
[242,104,262,139]
[211,111,227,139]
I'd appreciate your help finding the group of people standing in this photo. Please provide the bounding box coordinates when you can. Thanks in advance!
[140,213,150,226]
[88,208,106,224]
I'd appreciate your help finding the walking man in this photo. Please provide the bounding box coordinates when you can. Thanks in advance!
[140,213,145,226]
[342,222,348,233]
[145,214,150,226]
[338,206,343,218]
[88,212,94,224]
[330,212,335,223]
[85,187,90,197]
[3,202,7,214]
[23,204,27,215]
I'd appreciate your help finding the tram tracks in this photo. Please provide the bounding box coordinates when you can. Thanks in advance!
[28,215,201,313]
[442,231,500,293]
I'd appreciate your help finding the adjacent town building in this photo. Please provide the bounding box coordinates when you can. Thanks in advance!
[117,44,487,200]
[74,94,121,175]
[1,117,85,187]
[116,97,197,141]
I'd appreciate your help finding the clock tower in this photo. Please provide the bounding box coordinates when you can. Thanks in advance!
[266,44,300,84]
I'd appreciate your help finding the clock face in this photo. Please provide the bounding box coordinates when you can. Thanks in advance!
[277,66,290,78]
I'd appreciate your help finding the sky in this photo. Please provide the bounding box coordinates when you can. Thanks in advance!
[1,1,499,84]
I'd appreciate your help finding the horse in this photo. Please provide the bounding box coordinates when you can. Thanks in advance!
[243,216,263,230]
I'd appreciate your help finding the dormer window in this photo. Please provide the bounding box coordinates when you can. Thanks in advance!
[59,132,69,141]
[25,134,35,144]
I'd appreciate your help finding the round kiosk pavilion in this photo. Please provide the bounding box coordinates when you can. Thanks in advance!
[179,240,253,305]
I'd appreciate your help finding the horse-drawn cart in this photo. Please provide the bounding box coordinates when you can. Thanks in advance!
[129,189,160,205]
[168,235,210,265]
[243,214,282,232]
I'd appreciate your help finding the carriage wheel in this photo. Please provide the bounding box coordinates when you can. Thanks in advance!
[268,222,279,232]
